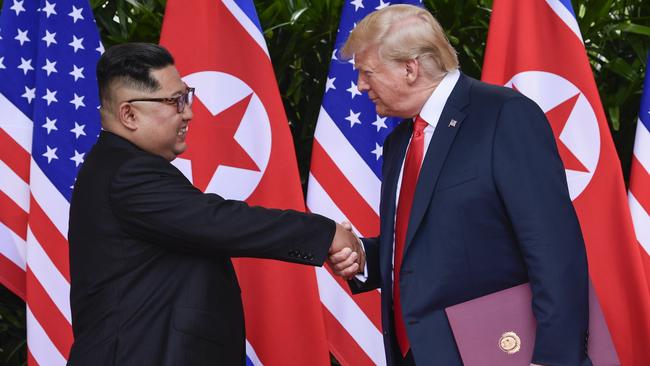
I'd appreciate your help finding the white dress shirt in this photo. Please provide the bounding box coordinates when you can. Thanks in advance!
[356,68,461,282]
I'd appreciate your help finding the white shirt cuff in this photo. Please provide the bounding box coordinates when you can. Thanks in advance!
[354,239,369,282]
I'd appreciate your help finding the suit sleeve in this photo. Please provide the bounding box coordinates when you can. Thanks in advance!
[109,155,335,266]
[348,125,404,294]
[348,237,381,293]
[492,96,590,366]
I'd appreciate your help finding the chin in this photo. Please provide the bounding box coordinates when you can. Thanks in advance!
[174,143,187,155]
[374,105,392,117]
[376,109,391,117]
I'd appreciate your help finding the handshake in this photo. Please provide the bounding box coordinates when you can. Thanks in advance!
[327,222,365,280]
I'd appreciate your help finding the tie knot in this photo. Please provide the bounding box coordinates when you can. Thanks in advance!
[413,116,428,137]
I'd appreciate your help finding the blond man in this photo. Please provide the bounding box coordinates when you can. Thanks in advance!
[329,5,590,366]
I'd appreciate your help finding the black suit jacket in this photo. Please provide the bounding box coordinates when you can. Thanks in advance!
[67,131,334,365]
[351,73,590,366]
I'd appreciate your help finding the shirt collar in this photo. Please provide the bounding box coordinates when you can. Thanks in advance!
[418,68,461,129]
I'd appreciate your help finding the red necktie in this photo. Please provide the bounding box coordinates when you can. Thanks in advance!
[393,116,428,356]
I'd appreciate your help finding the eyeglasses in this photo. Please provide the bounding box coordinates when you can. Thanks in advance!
[127,87,195,113]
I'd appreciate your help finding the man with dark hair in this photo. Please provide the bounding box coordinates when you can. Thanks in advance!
[67,42,361,365]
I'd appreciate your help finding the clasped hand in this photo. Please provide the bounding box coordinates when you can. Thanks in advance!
[327,222,365,280]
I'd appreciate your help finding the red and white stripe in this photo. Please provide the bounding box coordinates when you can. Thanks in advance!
[307,107,386,366]
[0,93,73,365]
[0,94,30,297]
[629,117,650,268]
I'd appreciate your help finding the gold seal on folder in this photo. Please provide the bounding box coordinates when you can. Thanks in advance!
[499,331,521,354]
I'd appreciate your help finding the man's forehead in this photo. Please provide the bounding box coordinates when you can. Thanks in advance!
[355,49,380,70]
[151,65,185,91]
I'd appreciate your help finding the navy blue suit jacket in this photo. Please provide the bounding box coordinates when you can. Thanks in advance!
[351,73,590,366]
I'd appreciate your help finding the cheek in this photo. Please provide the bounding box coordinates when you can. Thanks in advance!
[384,78,407,101]
[368,80,385,100]
[139,121,160,140]
[374,75,395,92]
[157,114,181,137]
[145,116,178,144]
[374,84,397,104]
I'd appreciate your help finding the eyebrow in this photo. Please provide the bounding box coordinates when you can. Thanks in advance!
[171,84,189,96]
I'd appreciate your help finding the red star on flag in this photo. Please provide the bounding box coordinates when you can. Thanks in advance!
[543,93,589,173]
[182,93,260,191]
[513,84,588,173]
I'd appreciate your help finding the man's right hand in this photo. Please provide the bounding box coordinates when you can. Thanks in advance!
[327,222,365,279]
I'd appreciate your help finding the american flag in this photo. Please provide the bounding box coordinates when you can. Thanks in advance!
[629,51,650,284]
[306,1,421,365]
[0,0,103,364]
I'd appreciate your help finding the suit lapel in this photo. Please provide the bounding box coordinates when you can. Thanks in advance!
[380,121,412,274]
[404,74,472,250]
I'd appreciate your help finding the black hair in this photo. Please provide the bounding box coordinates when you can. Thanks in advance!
[96,42,175,104]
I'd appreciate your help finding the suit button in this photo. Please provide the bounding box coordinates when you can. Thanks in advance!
[383,330,388,335]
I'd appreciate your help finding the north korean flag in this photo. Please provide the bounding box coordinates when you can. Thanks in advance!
[159,1,330,365]
[482,1,650,364]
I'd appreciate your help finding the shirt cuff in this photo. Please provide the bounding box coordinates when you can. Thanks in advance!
[354,238,369,282]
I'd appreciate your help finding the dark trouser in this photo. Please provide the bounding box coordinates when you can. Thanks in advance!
[390,327,416,366]
[395,350,416,366]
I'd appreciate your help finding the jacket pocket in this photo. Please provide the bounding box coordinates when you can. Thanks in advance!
[173,307,225,344]
[170,307,245,365]
[436,167,477,191]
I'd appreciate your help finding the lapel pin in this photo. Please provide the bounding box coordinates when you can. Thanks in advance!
[448,119,457,128]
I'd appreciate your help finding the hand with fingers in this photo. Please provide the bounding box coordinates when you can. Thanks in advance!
[327,222,365,280]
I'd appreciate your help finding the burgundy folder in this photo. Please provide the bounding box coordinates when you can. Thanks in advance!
[444,283,619,366]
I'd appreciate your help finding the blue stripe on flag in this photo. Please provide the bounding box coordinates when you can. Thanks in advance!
[558,0,576,18]
[233,0,263,34]
[639,51,650,131]
[245,355,254,366]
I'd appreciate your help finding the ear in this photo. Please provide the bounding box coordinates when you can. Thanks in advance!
[117,102,138,131]
[404,58,419,85]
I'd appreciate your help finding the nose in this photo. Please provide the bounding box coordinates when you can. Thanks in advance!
[182,102,193,121]
[357,74,369,92]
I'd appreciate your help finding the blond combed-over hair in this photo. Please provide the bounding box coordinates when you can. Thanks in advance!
[341,4,459,77]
